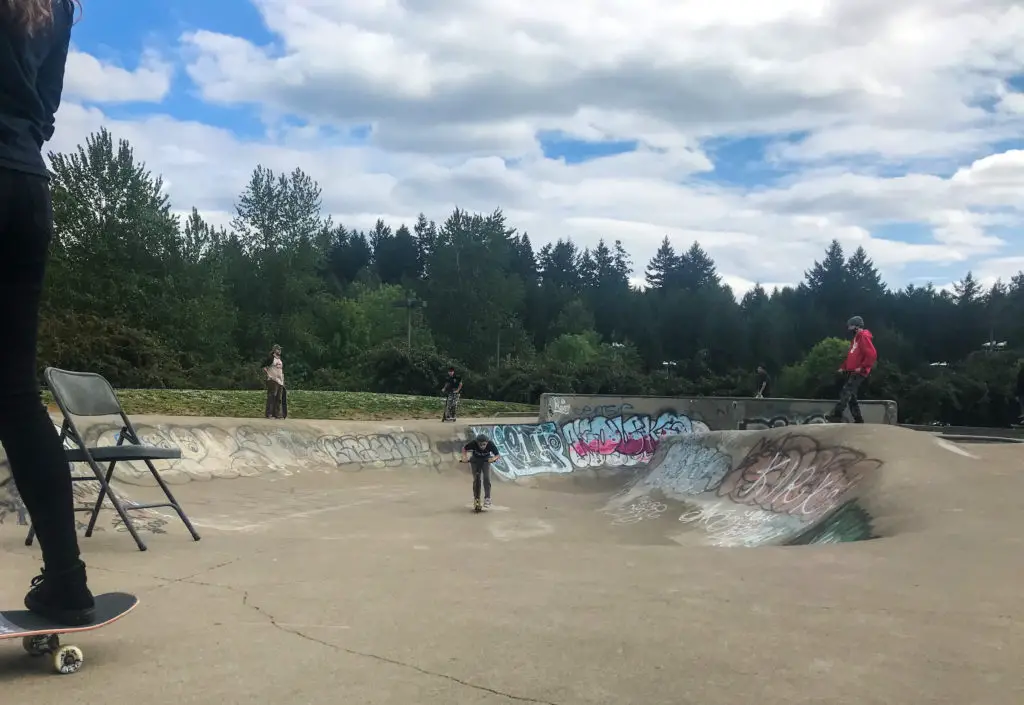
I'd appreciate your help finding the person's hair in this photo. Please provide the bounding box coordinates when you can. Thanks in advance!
[0,0,82,35]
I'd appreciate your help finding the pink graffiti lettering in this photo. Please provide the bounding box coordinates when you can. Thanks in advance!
[561,413,708,467]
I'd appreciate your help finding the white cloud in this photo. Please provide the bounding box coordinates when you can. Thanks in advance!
[43,0,1024,297]
[63,49,173,103]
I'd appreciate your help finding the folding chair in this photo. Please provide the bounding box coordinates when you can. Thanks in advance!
[25,367,201,552]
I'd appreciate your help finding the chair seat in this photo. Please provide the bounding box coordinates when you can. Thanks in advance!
[65,444,182,463]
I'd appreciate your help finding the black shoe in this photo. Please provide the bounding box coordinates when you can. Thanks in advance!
[24,561,96,626]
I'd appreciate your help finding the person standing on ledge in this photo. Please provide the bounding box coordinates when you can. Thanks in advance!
[754,364,771,398]
[0,0,95,625]
[829,316,877,423]
[262,344,285,419]
[441,366,462,421]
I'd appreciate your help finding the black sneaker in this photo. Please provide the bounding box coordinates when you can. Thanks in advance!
[24,561,96,626]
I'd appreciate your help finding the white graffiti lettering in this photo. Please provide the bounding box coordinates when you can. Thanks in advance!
[547,397,571,417]
[640,441,732,498]
[677,501,803,547]
[473,423,572,479]
[605,496,669,525]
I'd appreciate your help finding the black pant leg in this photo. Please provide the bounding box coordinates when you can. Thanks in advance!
[847,375,865,422]
[471,461,488,500]
[831,373,865,421]
[0,168,82,572]
[482,464,491,499]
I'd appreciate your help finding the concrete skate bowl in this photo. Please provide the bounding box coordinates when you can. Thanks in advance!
[0,415,471,536]
[469,416,987,547]
[0,412,980,549]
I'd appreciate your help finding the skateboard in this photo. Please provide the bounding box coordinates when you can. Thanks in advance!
[474,500,482,513]
[0,592,138,674]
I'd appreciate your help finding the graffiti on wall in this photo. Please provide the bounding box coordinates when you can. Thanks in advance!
[717,433,878,519]
[640,441,732,496]
[605,496,669,525]
[75,423,448,484]
[0,427,170,533]
[546,396,571,417]
[562,412,709,467]
[788,499,875,544]
[677,502,805,546]
[738,414,828,430]
[478,411,710,478]
[605,432,880,546]
[469,423,572,479]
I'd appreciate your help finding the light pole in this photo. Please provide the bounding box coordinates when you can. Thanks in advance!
[392,297,427,349]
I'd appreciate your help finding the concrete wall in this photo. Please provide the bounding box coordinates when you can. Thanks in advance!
[539,394,898,429]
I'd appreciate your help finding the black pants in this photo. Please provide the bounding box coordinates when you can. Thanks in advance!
[471,460,491,500]
[832,373,866,422]
[265,380,284,418]
[0,168,81,572]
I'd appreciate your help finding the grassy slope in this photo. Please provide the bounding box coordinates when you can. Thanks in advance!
[42,389,537,421]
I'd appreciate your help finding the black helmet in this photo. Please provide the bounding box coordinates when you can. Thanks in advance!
[475,433,488,443]
[847,316,864,328]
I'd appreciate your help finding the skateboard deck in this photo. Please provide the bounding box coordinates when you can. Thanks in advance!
[0,591,138,674]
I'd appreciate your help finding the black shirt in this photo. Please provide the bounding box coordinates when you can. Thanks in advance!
[0,0,73,177]
[443,374,461,392]
[463,440,499,459]
[756,371,771,397]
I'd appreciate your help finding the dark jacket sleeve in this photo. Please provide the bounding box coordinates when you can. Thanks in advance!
[35,1,73,145]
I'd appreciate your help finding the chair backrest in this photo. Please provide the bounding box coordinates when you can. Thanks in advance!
[44,368,124,417]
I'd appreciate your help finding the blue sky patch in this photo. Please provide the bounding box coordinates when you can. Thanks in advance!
[537,131,638,164]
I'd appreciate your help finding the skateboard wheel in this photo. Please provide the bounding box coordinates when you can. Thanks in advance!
[53,645,84,674]
[23,634,59,656]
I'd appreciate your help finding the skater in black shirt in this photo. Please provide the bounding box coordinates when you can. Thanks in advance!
[442,367,462,396]
[441,367,462,421]
[461,434,501,510]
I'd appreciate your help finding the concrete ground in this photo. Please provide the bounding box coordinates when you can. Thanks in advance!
[1,420,1022,704]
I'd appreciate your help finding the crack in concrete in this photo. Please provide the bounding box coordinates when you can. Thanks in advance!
[236,588,560,705]
[0,550,560,703]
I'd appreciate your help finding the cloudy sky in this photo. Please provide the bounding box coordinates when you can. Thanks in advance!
[55,0,1024,294]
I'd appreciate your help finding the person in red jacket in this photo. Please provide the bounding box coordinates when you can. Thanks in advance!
[828,316,877,423]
